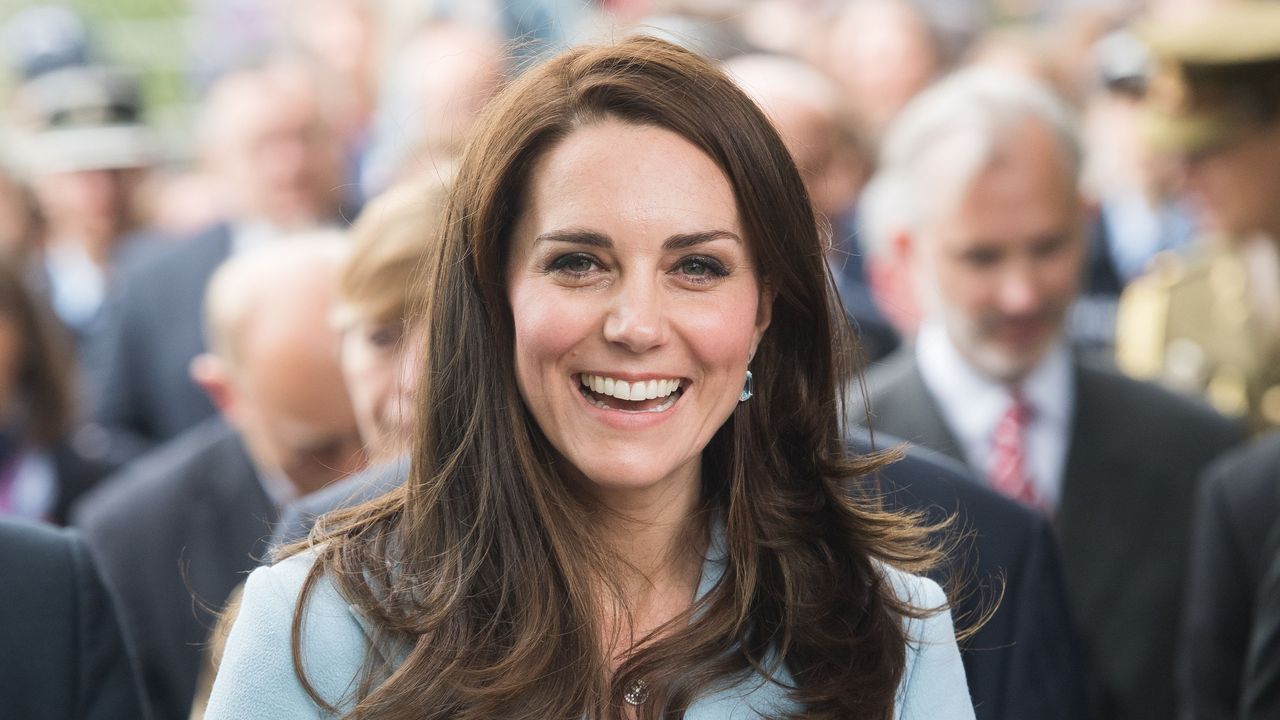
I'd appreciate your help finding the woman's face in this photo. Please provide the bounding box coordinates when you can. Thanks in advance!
[337,312,418,461]
[506,119,771,500]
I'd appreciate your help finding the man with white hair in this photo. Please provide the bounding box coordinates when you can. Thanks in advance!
[859,68,1243,720]
[74,236,367,720]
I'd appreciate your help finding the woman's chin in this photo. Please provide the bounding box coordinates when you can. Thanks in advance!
[567,456,699,505]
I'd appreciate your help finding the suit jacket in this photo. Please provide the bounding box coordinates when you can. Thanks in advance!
[0,518,147,720]
[1182,432,1280,719]
[865,350,1244,720]
[272,455,408,548]
[72,417,277,720]
[48,441,117,525]
[83,223,231,470]
[1242,520,1280,719]
[855,432,1090,720]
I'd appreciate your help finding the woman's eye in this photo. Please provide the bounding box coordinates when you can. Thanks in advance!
[363,318,404,349]
[548,253,600,276]
[676,256,728,281]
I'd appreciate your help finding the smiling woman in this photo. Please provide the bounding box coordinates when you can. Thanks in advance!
[507,119,769,498]
[203,35,974,720]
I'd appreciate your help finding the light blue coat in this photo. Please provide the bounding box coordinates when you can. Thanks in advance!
[205,536,974,719]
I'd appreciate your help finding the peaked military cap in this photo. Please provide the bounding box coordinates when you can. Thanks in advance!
[1139,1,1280,153]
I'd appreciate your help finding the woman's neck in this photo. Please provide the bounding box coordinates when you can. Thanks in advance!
[593,464,705,583]
[589,465,708,660]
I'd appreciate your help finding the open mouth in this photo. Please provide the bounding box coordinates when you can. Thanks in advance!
[577,373,685,413]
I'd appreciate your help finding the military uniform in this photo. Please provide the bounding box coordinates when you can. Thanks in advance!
[1115,2,1280,432]
[1135,6,1280,717]
[1117,243,1280,431]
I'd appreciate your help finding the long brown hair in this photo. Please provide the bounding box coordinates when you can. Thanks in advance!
[291,35,941,719]
[0,253,74,447]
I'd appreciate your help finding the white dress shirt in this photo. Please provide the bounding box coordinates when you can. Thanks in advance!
[44,240,107,333]
[915,321,1075,509]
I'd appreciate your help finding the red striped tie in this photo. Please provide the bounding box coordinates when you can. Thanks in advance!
[988,391,1040,507]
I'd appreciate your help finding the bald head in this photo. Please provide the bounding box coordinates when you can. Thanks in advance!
[199,234,367,497]
[205,234,347,365]
[725,53,869,217]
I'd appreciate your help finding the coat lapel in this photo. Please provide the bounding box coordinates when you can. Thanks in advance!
[864,350,967,465]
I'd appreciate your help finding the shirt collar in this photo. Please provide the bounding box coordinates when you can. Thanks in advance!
[915,320,1073,447]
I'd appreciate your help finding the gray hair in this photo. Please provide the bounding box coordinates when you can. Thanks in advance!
[860,67,1080,259]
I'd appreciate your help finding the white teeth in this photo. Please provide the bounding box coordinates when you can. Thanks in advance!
[579,374,683,402]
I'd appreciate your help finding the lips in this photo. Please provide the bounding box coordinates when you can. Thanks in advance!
[577,373,685,413]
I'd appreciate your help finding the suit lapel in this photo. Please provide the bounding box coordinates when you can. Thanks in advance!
[866,351,967,465]
[1057,366,1152,623]
[187,423,277,618]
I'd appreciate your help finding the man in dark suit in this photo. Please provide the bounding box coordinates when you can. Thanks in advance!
[1242,521,1280,720]
[856,67,1244,720]
[83,55,346,471]
[0,518,147,720]
[74,239,367,720]
[1181,432,1280,719]
[855,432,1090,720]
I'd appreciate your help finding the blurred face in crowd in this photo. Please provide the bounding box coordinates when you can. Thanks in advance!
[198,247,366,496]
[202,65,342,230]
[506,119,770,501]
[396,23,505,165]
[726,58,865,219]
[912,118,1084,382]
[232,341,366,496]
[1181,121,1280,239]
[337,312,419,462]
[776,103,864,219]
[824,0,939,139]
[725,55,868,237]
[30,168,143,253]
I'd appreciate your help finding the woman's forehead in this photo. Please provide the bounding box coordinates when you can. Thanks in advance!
[514,120,743,241]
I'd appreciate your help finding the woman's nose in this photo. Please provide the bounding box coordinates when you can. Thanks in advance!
[603,280,667,352]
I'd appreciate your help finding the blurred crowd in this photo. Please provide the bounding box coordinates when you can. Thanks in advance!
[0,0,1279,719]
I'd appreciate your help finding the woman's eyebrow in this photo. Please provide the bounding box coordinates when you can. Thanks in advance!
[532,228,741,249]
[533,229,612,247]
[663,230,742,250]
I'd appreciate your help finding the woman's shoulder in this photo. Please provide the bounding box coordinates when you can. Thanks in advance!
[203,549,374,719]
[247,548,376,655]
[873,562,976,720]
[875,561,948,613]
[254,549,336,595]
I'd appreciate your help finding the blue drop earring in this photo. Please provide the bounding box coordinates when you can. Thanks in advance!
[739,370,754,402]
